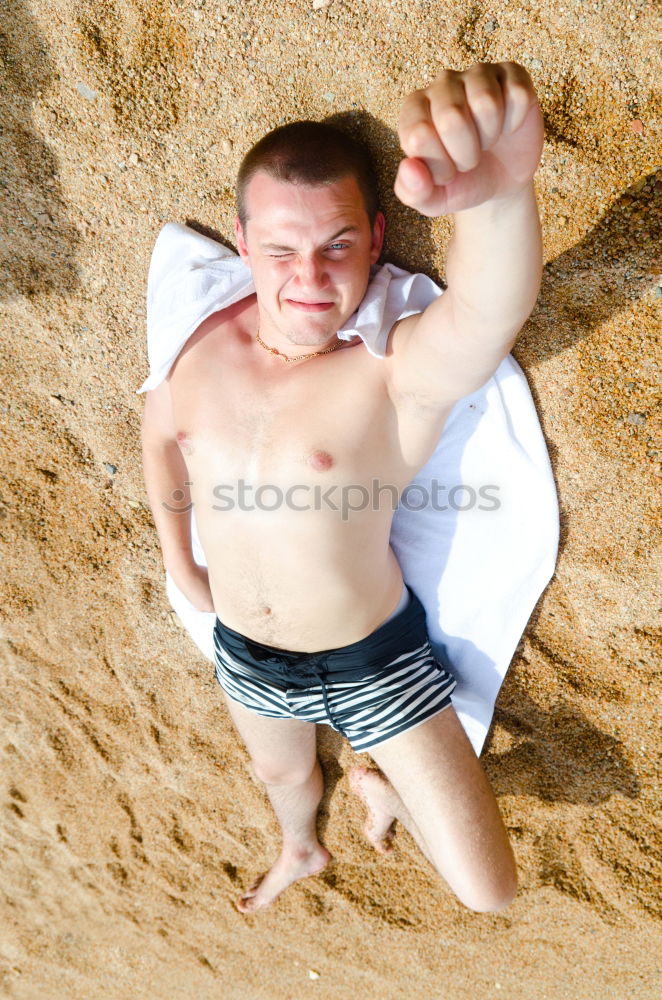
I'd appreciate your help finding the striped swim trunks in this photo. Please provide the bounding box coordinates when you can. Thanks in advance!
[212,583,456,753]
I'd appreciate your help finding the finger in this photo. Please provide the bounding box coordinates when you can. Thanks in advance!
[461,62,505,150]
[398,89,457,186]
[425,69,482,174]
[394,156,434,203]
[497,61,537,136]
[394,158,448,217]
[394,157,433,210]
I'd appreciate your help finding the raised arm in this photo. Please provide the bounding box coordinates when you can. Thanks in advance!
[385,62,544,407]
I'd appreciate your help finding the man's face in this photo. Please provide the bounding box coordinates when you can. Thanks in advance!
[235,171,385,347]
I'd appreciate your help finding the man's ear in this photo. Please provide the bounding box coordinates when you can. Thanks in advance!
[235,215,249,261]
[370,211,386,265]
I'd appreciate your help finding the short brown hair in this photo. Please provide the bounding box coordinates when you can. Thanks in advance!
[236,120,380,231]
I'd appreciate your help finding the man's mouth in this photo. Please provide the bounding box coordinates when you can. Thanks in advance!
[286,300,335,312]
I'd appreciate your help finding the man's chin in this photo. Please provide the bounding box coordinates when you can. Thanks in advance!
[285,332,341,348]
[280,311,342,342]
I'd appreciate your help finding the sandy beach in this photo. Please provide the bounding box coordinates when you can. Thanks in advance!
[1,1,660,997]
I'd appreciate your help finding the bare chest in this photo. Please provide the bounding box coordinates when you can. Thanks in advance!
[167,315,400,489]
[166,302,457,514]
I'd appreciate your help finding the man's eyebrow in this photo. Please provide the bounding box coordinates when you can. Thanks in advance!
[259,225,361,251]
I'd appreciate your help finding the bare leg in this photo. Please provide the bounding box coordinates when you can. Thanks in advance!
[349,766,434,865]
[239,756,330,913]
[221,695,331,913]
[349,705,518,913]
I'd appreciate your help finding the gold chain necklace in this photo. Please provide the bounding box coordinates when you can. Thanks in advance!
[255,321,343,363]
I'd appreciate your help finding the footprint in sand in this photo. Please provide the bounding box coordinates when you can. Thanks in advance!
[74,0,192,136]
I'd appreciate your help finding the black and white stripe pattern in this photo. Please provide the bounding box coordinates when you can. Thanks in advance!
[213,631,456,753]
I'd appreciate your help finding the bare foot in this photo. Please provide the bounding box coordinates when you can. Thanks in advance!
[236,843,331,914]
[349,766,398,855]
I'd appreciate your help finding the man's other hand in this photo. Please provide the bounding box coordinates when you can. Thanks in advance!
[394,61,544,217]
[172,563,215,613]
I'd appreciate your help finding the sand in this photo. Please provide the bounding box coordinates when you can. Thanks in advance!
[1,0,660,997]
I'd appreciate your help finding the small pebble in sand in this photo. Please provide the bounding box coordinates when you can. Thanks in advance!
[312,0,332,10]
[128,152,140,166]
[308,968,320,979]
[104,463,117,475]
[76,82,98,101]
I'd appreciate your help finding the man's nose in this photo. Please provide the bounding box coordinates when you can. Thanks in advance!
[293,253,329,287]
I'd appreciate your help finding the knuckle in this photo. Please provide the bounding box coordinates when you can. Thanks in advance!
[437,104,466,131]
[466,61,491,74]
[407,119,437,154]
[510,81,532,104]
[394,178,417,209]
[402,87,427,113]
[505,60,533,86]
[472,88,500,113]
[428,68,457,91]
[399,93,423,130]
[404,87,426,106]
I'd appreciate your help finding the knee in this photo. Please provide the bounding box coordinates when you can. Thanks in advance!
[460,870,519,914]
[250,756,317,787]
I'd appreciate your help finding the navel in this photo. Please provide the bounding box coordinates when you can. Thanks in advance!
[308,449,334,471]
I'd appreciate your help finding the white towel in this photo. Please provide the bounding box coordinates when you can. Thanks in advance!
[138,222,559,756]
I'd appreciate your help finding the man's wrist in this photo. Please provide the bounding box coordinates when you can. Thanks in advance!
[451,179,535,219]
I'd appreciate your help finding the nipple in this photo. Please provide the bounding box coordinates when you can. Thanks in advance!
[308,449,334,471]
[176,431,194,455]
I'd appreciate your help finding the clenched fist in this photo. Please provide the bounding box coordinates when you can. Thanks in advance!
[395,61,544,216]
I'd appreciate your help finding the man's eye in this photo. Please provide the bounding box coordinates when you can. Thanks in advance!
[268,245,350,258]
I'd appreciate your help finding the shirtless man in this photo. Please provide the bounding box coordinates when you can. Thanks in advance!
[141,61,544,914]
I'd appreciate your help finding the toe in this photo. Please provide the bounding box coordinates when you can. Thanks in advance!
[237,894,259,913]
[373,832,394,855]
[379,837,395,856]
